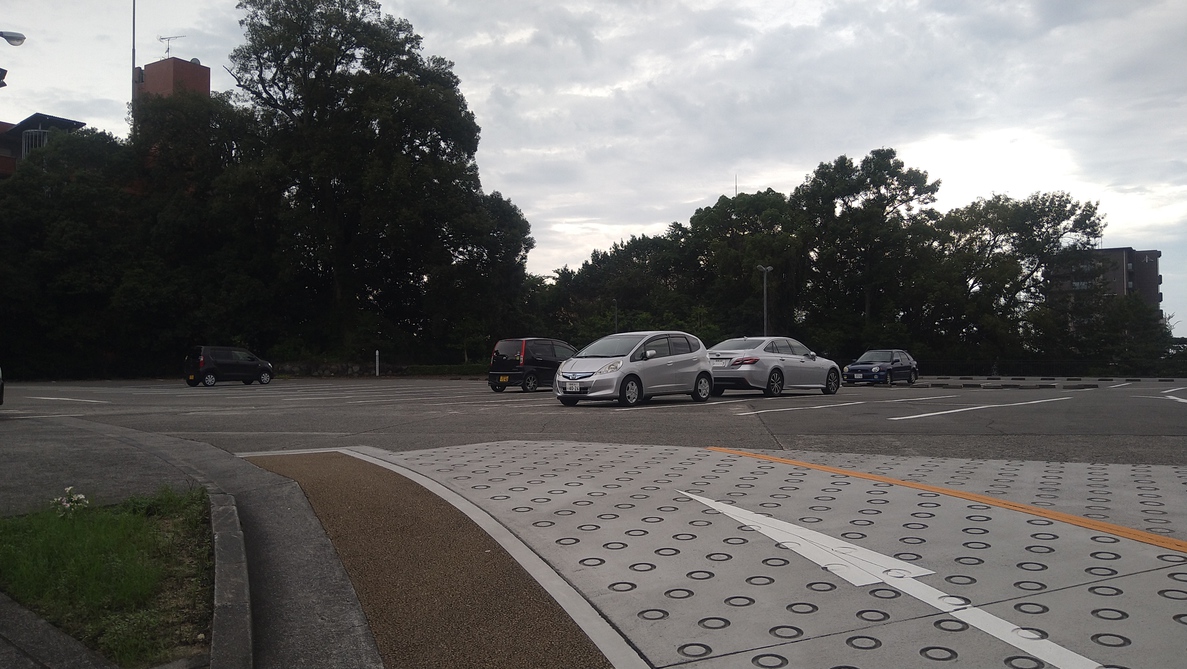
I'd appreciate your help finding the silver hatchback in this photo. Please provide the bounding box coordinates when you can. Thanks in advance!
[554,331,714,407]
[708,336,841,396]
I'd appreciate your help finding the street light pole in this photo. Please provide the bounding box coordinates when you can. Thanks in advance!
[0,31,26,46]
[756,265,773,336]
[612,299,618,333]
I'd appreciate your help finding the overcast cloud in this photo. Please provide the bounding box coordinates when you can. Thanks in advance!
[2,1,1184,333]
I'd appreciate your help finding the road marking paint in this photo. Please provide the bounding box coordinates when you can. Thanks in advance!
[735,401,864,416]
[888,396,1070,420]
[708,446,1187,554]
[27,397,110,403]
[1162,395,1187,404]
[1108,382,1132,388]
[1161,387,1186,394]
[10,414,88,419]
[684,491,1102,668]
[882,394,959,403]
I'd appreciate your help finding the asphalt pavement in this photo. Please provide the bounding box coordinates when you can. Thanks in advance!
[1,376,1184,668]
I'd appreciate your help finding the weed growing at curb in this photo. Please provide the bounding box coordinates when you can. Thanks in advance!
[0,485,214,668]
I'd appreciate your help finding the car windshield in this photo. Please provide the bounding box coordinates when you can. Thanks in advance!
[710,338,764,351]
[576,334,646,358]
[856,350,894,363]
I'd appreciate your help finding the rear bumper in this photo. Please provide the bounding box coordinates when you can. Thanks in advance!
[488,371,524,386]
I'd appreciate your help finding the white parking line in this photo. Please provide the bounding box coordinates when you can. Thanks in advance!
[1161,387,1186,394]
[27,397,110,403]
[1109,382,1133,388]
[889,396,1071,421]
[882,394,958,403]
[735,401,865,416]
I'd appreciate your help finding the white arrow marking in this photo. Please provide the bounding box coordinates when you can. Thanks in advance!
[681,491,1103,669]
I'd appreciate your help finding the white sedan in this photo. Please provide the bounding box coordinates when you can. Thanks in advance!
[707,337,841,396]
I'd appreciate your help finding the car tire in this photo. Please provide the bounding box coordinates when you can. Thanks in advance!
[886,370,894,385]
[763,369,784,397]
[201,372,217,387]
[186,378,199,387]
[691,373,712,402]
[710,386,725,397]
[522,373,538,392]
[259,370,272,385]
[491,384,506,392]
[907,370,917,385]
[618,376,643,407]
[559,397,579,406]
[822,369,840,395]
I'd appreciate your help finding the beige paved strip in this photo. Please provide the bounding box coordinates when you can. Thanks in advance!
[248,452,614,669]
[709,446,1187,554]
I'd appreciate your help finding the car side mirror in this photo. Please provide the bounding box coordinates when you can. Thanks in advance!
[807,352,816,360]
[643,349,657,360]
[893,358,901,364]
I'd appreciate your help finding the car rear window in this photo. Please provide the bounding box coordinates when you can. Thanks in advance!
[493,340,523,359]
[712,338,762,351]
[857,350,893,363]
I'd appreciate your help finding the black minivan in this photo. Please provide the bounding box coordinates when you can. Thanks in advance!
[184,346,274,387]
[488,338,577,392]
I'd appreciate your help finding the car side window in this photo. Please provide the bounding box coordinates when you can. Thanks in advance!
[786,339,810,356]
[526,341,552,359]
[643,336,671,359]
[555,342,577,360]
[670,336,692,355]
[211,348,233,362]
[764,341,779,354]
[233,350,254,362]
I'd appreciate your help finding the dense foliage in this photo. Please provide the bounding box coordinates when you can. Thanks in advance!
[0,1,1174,378]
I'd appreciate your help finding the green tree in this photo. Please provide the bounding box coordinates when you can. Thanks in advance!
[229,0,530,356]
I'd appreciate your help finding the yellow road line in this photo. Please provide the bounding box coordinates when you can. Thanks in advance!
[708,446,1187,554]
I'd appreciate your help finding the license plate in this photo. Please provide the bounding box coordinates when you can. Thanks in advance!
[854,373,863,379]
[499,375,509,383]
[566,382,581,393]
[712,359,727,368]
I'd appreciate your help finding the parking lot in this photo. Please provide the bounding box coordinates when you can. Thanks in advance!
[2,377,1185,668]
[3,376,1185,464]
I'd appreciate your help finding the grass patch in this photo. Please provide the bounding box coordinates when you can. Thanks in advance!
[0,486,214,668]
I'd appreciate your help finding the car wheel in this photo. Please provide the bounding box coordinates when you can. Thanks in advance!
[522,373,539,392]
[618,376,643,407]
[243,379,253,385]
[763,369,784,397]
[201,372,217,387]
[691,373,712,402]
[710,386,725,397]
[908,370,917,385]
[886,370,894,385]
[490,384,507,393]
[822,369,840,395]
[185,378,199,387]
[259,370,272,385]
[559,397,579,406]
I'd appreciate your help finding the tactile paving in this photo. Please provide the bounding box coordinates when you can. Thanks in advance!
[358,442,1187,669]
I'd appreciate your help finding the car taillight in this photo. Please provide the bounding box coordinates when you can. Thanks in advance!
[198,355,205,369]
[732,357,760,366]
[518,340,526,363]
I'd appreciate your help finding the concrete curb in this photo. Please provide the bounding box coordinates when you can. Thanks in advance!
[209,493,251,669]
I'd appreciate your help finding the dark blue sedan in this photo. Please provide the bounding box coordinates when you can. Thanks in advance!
[843,349,918,385]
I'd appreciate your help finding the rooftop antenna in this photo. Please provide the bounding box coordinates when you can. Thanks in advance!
[158,34,185,59]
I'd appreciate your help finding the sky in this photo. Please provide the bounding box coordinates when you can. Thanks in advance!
[2,1,1184,335]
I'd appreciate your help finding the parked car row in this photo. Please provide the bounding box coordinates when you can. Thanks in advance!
[485,331,885,407]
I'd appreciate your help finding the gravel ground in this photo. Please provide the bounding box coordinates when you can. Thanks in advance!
[248,452,615,669]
